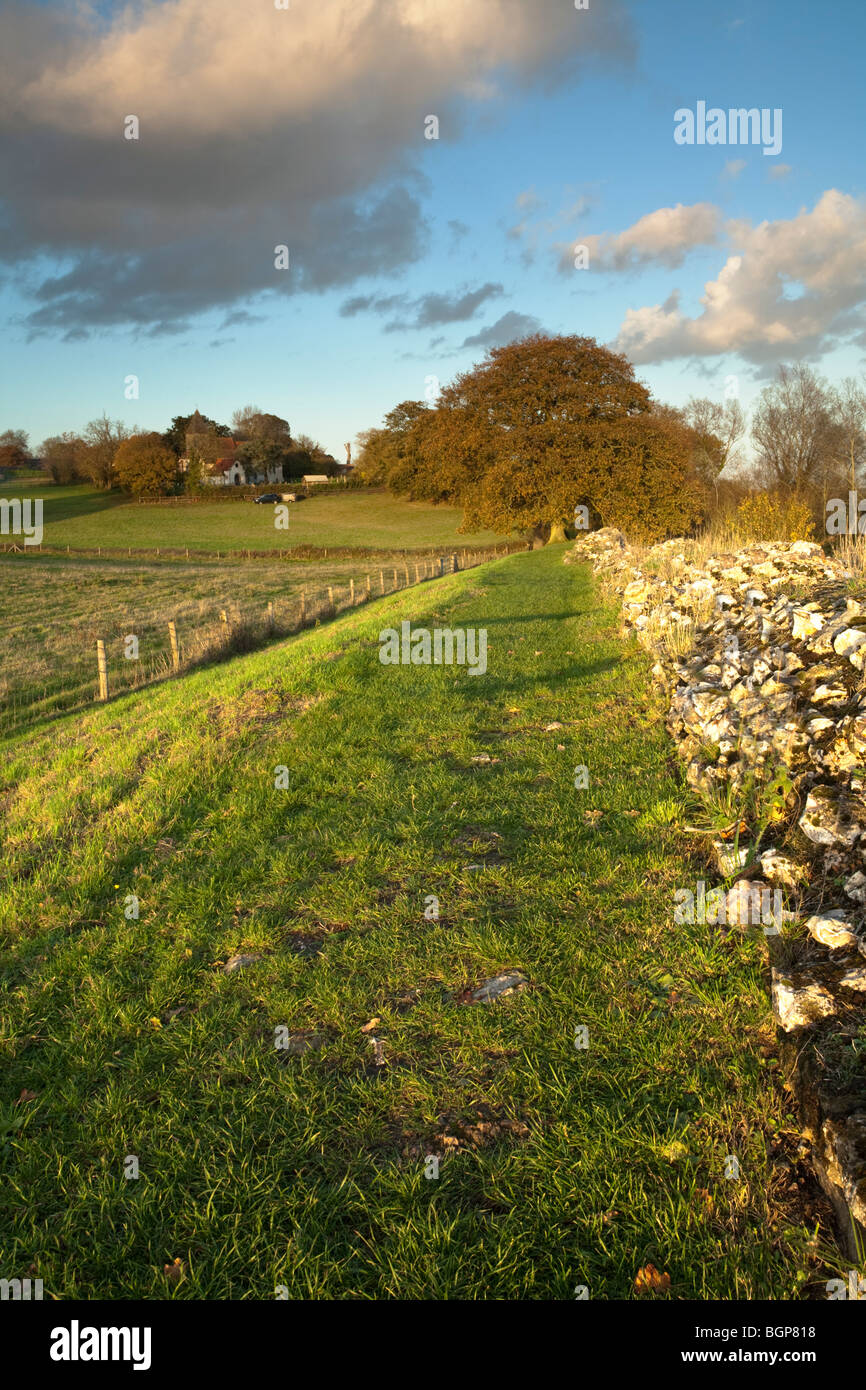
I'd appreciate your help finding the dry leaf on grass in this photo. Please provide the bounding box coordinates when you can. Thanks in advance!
[633,1263,671,1295]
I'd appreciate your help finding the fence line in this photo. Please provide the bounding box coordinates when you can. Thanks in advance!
[84,547,505,707]
[0,540,525,563]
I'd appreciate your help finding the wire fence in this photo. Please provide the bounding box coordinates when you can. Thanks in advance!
[1,547,512,732]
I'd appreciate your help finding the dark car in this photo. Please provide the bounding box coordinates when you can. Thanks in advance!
[253,492,281,504]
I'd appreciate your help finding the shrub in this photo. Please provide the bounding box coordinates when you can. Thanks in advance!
[734,492,815,542]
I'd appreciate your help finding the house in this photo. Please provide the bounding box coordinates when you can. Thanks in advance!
[208,456,247,486]
[302,474,330,486]
[195,437,285,488]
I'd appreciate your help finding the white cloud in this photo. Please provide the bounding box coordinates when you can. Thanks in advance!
[0,0,634,333]
[613,190,866,364]
[556,202,721,272]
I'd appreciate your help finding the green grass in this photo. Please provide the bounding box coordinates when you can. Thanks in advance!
[0,548,832,1299]
[0,550,436,737]
[0,481,502,552]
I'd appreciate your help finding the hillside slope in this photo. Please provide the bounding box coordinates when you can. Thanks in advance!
[0,548,827,1298]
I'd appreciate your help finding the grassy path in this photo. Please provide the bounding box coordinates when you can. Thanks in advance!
[0,548,826,1298]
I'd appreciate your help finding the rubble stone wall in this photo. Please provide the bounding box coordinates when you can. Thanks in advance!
[567,527,866,1256]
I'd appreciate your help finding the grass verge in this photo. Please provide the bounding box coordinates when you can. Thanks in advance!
[0,547,836,1298]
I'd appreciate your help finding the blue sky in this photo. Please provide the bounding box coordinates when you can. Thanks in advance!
[1,0,864,457]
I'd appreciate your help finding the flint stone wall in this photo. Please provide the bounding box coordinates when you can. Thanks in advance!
[567,527,866,1256]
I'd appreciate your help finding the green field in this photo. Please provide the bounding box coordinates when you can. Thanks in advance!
[0,482,502,553]
[0,487,509,737]
[0,548,835,1299]
[0,551,416,737]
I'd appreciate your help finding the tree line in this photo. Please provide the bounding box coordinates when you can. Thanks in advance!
[0,407,341,498]
[354,336,866,542]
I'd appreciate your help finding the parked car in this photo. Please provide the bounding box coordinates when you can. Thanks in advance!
[253,492,281,504]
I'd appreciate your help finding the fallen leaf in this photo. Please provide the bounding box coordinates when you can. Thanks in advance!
[17,1089,37,1105]
[633,1263,671,1295]
[660,1139,690,1162]
[163,1258,185,1283]
[360,1017,380,1034]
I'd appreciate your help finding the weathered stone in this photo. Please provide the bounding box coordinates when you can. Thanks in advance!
[834,628,866,661]
[845,871,866,905]
[799,789,861,848]
[805,911,861,951]
[471,971,528,1002]
[223,952,262,974]
[772,970,838,1031]
[760,848,806,888]
[792,608,824,640]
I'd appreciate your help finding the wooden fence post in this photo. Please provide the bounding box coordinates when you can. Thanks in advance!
[415,563,420,583]
[267,601,275,631]
[168,620,180,671]
[451,552,458,572]
[393,568,398,589]
[366,573,371,596]
[300,591,306,624]
[380,570,385,594]
[403,564,410,585]
[328,585,334,613]
[350,577,355,604]
[439,556,444,576]
[96,640,109,701]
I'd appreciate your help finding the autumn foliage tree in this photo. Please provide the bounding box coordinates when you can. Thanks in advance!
[577,414,704,542]
[113,433,179,498]
[364,334,705,541]
[77,415,133,488]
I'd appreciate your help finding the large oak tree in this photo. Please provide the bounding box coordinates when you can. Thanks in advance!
[368,334,704,541]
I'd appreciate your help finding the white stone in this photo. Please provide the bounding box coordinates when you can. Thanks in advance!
[805,913,860,950]
[833,628,866,660]
[471,972,528,1002]
[771,971,837,1031]
[844,871,866,905]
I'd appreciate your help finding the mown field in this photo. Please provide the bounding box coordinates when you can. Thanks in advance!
[0,546,838,1299]
[0,481,501,553]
